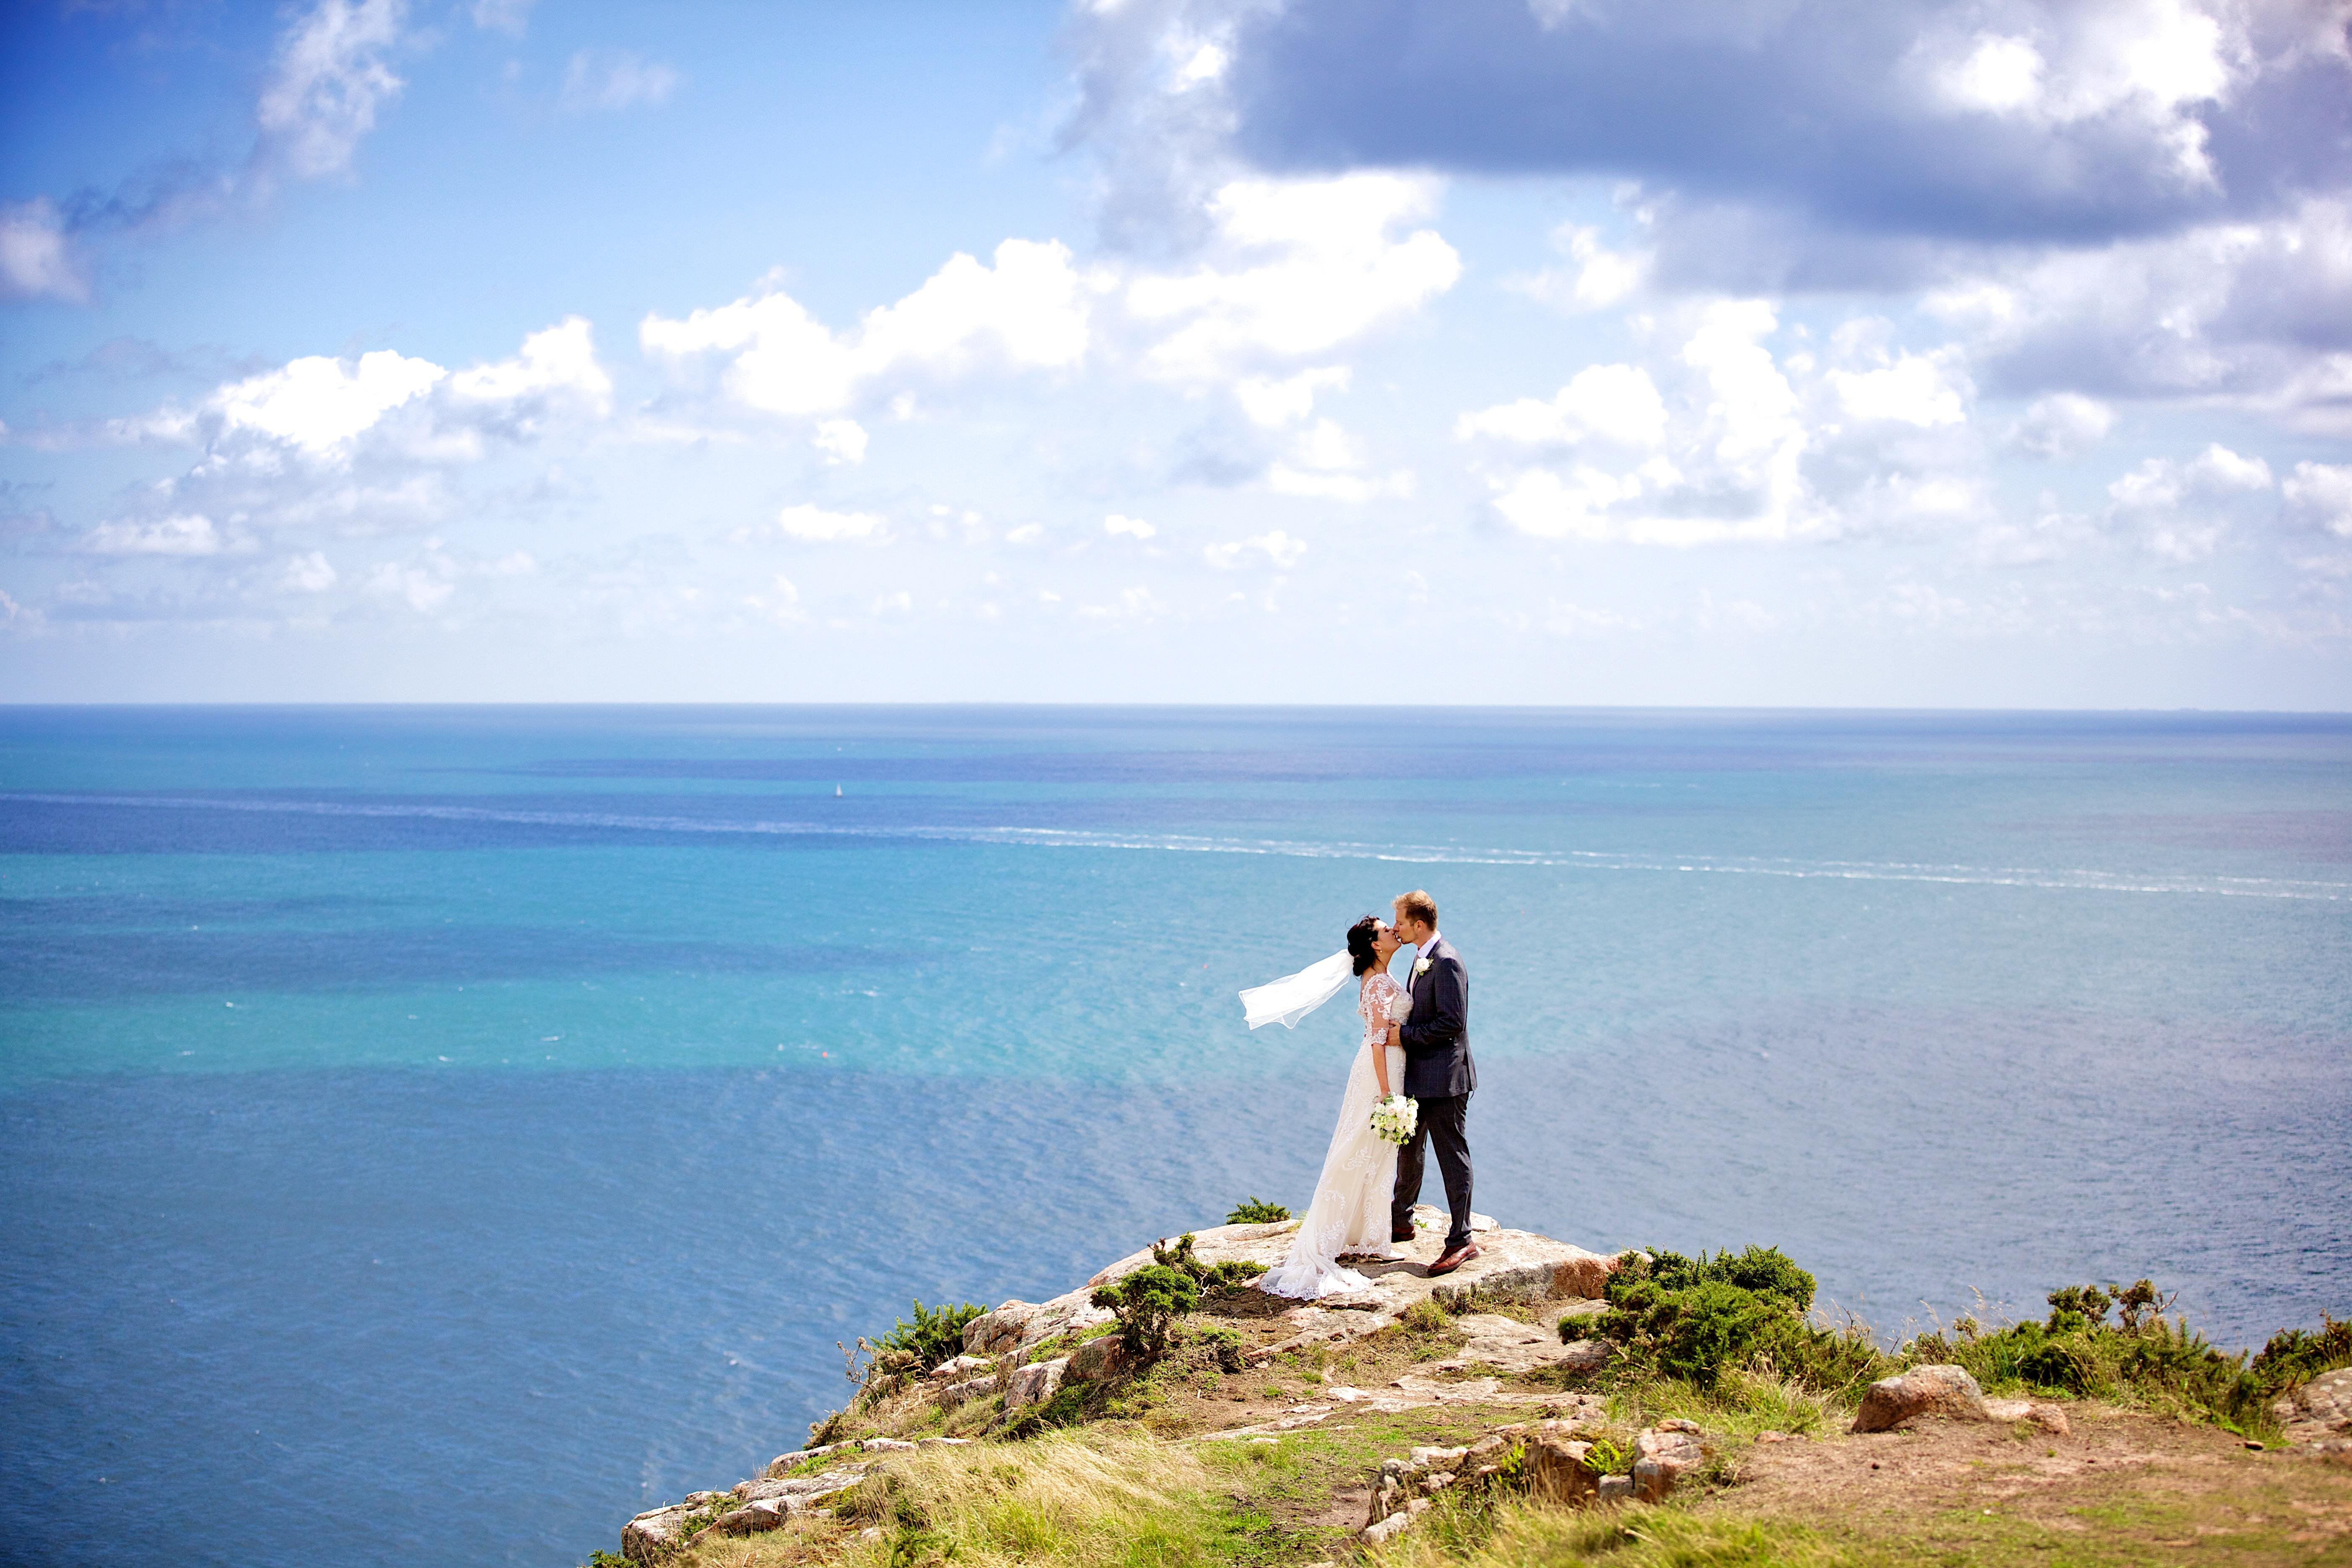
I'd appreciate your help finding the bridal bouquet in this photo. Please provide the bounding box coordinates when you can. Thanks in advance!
[1369,1093,1417,1145]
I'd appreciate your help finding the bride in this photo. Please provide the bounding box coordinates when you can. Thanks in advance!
[1251,916,1410,1301]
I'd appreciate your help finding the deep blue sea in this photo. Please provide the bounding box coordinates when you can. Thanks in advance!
[2,706,2348,1568]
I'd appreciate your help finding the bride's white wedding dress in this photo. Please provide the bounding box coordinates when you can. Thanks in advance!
[1257,971,1410,1301]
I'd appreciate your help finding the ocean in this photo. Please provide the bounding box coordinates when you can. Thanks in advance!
[2,705,2347,1567]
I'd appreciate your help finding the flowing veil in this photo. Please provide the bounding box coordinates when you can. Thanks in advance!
[1237,949,1353,1029]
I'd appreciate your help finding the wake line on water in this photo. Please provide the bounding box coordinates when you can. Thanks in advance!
[9,791,2347,902]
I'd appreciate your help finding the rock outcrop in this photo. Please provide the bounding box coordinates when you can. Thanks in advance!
[1361,1412,1715,1545]
[2274,1367,2352,1453]
[1851,1365,1991,1432]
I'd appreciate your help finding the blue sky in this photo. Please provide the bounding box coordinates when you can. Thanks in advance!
[3,0,2348,705]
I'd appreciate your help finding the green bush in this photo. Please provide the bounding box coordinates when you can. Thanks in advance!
[1226,1197,1292,1225]
[1150,1232,1269,1292]
[1091,1264,1199,1357]
[874,1299,988,1373]
[1895,1279,2324,1436]
[2250,1315,2352,1390]
[1586,1246,1829,1389]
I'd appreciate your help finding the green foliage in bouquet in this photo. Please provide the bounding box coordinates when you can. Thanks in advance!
[1225,1197,1292,1225]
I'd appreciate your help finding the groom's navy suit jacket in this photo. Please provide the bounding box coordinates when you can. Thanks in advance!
[1399,937,1475,1099]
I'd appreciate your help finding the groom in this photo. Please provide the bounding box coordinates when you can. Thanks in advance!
[1389,890,1478,1275]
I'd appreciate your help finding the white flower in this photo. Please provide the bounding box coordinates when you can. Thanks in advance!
[1412,958,1430,976]
[1368,1093,1419,1145]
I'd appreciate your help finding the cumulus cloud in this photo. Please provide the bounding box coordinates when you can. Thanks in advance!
[2105,442,2275,559]
[0,200,87,303]
[1464,301,1824,545]
[142,317,611,466]
[1104,513,1157,538]
[642,239,1091,417]
[282,551,339,592]
[1456,363,1668,448]
[1204,529,1306,568]
[1828,350,1970,427]
[1926,196,2352,425]
[1508,221,1652,312]
[1235,366,1350,427]
[763,503,886,543]
[2282,460,2352,537]
[2009,392,2118,458]
[813,420,869,465]
[560,51,681,114]
[1125,173,1460,380]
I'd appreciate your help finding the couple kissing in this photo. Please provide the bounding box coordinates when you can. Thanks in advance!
[1240,890,1477,1301]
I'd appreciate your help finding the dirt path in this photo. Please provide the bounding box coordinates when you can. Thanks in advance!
[1721,1408,2352,1565]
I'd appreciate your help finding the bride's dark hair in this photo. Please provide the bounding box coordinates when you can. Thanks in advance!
[1346,916,1382,976]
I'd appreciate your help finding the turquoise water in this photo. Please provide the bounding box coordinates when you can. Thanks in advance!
[2,706,2347,1566]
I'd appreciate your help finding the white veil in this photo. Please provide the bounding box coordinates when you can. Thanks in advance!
[1238,949,1354,1030]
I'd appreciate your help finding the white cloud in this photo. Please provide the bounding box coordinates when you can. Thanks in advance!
[211,350,446,457]
[1127,173,1462,380]
[560,51,681,114]
[1456,363,1668,448]
[1479,301,1819,545]
[2009,393,2117,458]
[1511,222,1652,312]
[813,420,869,465]
[768,503,885,543]
[2282,462,2352,539]
[1234,366,1349,428]
[83,513,233,556]
[643,239,1090,417]
[125,318,610,473]
[470,0,534,36]
[366,557,454,613]
[2106,442,2274,560]
[1077,586,1163,620]
[1828,352,1970,427]
[749,574,804,623]
[447,317,613,410]
[1203,529,1306,569]
[1103,513,1156,538]
[256,0,409,182]
[872,590,914,616]
[0,200,86,303]
[281,551,339,592]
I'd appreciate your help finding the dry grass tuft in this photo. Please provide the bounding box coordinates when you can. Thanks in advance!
[832,1428,1225,1568]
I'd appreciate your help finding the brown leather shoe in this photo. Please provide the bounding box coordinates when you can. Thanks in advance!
[1426,1242,1480,1276]
[1391,1228,1417,1244]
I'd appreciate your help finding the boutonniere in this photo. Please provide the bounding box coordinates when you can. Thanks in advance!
[1413,957,1431,976]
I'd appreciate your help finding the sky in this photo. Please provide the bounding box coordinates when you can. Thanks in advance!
[1,0,2348,706]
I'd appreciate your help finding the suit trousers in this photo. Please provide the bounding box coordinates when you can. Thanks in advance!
[1391,1092,1474,1251]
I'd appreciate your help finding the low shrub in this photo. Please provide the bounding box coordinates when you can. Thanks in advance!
[1226,1197,1292,1225]
[1150,1232,1269,1292]
[1090,1264,1199,1357]
[2250,1315,2352,1390]
[875,1298,989,1374]
[1588,1246,1837,1389]
[1895,1278,2343,1438]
